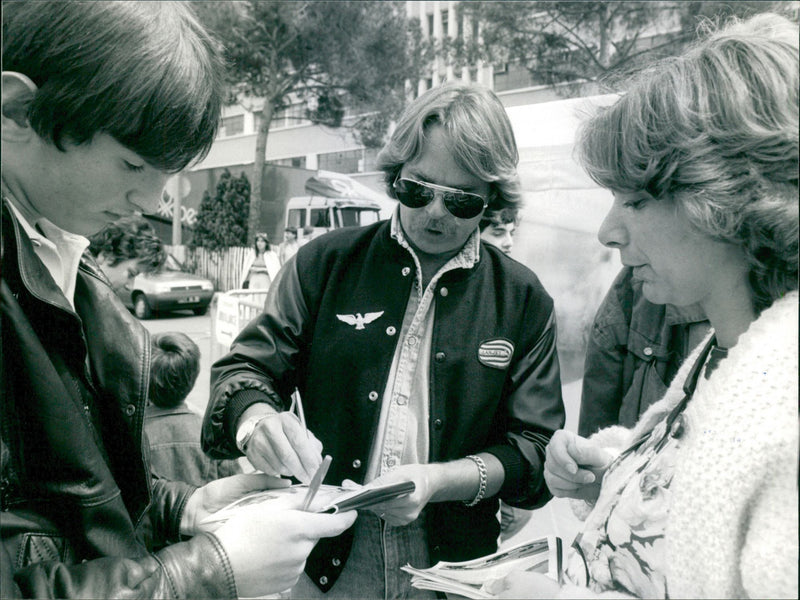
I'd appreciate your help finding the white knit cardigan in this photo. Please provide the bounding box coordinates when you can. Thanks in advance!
[562,292,798,599]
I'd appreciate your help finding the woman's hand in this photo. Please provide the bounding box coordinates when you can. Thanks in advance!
[544,430,612,502]
[181,473,291,535]
[483,571,561,599]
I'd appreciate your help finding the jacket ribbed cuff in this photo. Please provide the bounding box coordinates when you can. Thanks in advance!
[224,389,273,442]
[484,443,548,506]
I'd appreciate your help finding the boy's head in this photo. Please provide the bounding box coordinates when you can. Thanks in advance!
[1,2,225,235]
[479,207,519,256]
[149,332,201,409]
[88,216,165,289]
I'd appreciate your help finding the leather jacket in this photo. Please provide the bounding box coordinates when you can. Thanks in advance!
[0,200,236,598]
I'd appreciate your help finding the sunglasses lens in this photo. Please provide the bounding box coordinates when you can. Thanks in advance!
[394,178,486,219]
[394,179,433,208]
[443,191,485,219]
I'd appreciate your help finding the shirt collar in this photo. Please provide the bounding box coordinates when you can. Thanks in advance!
[389,206,481,273]
[5,197,90,308]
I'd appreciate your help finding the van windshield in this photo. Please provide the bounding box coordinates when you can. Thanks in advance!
[340,207,380,227]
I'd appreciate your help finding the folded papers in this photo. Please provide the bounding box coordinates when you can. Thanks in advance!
[402,536,562,599]
[200,481,415,525]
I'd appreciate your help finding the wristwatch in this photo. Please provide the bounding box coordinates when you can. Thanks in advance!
[235,413,272,453]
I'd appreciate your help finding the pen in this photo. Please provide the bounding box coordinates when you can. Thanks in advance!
[301,454,332,512]
[290,391,308,438]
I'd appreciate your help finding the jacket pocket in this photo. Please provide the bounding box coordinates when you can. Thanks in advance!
[16,532,75,569]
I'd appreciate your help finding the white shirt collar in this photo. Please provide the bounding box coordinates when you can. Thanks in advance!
[389,207,481,273]
[5,198,90,309]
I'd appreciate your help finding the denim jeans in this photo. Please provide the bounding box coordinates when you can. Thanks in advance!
[289,512,437,599]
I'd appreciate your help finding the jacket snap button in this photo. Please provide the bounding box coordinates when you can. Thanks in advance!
[643,347,653,356]
[319,576,328,585]
[386,456,397,467]
[352,459,362,469]
[435,352,445,362]
[332,558,341,567]
[439,287,448,297]
[386,326,396,336]
[368,391,378,401]
[125,404,136,416]
[402,267,411,276]
[434,419,443,430]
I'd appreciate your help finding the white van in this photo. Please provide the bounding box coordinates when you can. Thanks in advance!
[285,195,382,241]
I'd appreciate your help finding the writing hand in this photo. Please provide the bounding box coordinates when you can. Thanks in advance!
[245,411,323,484]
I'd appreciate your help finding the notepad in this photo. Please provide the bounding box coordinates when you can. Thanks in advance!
[200,481,415,525]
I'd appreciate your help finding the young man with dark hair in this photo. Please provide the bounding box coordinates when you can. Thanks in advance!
[479,207,519,257]
[87,215,166,288]
[1,3,354,598]
[146,332,243,486]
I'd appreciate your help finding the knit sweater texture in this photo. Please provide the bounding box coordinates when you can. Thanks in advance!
[566,292,798,599]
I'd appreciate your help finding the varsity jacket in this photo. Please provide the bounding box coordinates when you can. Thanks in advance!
[203,219,565,591]
[0,200,236,598]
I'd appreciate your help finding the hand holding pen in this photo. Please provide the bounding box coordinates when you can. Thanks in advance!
[237,394,323,484]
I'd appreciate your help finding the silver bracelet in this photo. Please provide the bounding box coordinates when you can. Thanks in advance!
[463,455,488,507]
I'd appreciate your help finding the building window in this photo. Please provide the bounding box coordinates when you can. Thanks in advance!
[441,9,448,33]
[267,102,309,131]
[268,156,307,168]
[317,149,361,174]
[427,13,434,36]
[317,148,378,174]
[220,115,244,137]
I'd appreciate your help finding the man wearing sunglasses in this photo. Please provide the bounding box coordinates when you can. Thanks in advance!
[203,82,566,598]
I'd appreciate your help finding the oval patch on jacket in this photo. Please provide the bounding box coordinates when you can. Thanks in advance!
[477,338,514,369]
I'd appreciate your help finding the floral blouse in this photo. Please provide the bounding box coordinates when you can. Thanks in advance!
[565,340,725,598]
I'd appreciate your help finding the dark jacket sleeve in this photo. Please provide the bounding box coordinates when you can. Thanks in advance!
[489,309,564,509]
[578,268,632,437]
[9,532,236,599]
[147,478,195,548]
[202,257,309,458]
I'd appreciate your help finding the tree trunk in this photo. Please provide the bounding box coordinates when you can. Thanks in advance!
[247,102,273,245]
[598,4,609,68]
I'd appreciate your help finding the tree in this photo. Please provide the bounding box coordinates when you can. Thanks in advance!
[452,1,796,97]
[192,170,250,252]
[194,1,426,244]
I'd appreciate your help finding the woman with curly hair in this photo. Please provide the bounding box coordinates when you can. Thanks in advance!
[490,13,798,599]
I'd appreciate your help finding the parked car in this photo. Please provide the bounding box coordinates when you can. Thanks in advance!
[114,253,214,319]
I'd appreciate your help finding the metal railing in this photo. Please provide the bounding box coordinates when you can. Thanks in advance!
[209,288,270,362]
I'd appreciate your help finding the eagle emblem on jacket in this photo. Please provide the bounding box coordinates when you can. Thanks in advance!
[336,311,384,330]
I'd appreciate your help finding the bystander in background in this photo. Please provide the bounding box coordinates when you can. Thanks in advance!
[146,332,243,486]
[240,232,281,290]
[279,226,300,265]
[479,207,518,257]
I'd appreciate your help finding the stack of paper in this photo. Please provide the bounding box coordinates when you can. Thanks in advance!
[402,536,562,599]
[200,481,415,525]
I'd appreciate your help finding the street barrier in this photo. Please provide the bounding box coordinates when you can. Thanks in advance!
[209,289,269,362]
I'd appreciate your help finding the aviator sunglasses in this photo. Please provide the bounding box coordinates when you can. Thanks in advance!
[393,176,489,220]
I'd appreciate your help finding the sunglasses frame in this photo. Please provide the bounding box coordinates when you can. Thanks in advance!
[393,176,489,220]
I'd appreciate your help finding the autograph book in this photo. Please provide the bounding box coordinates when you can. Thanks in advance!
[402,536,562,599]
[200,481,415,525]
